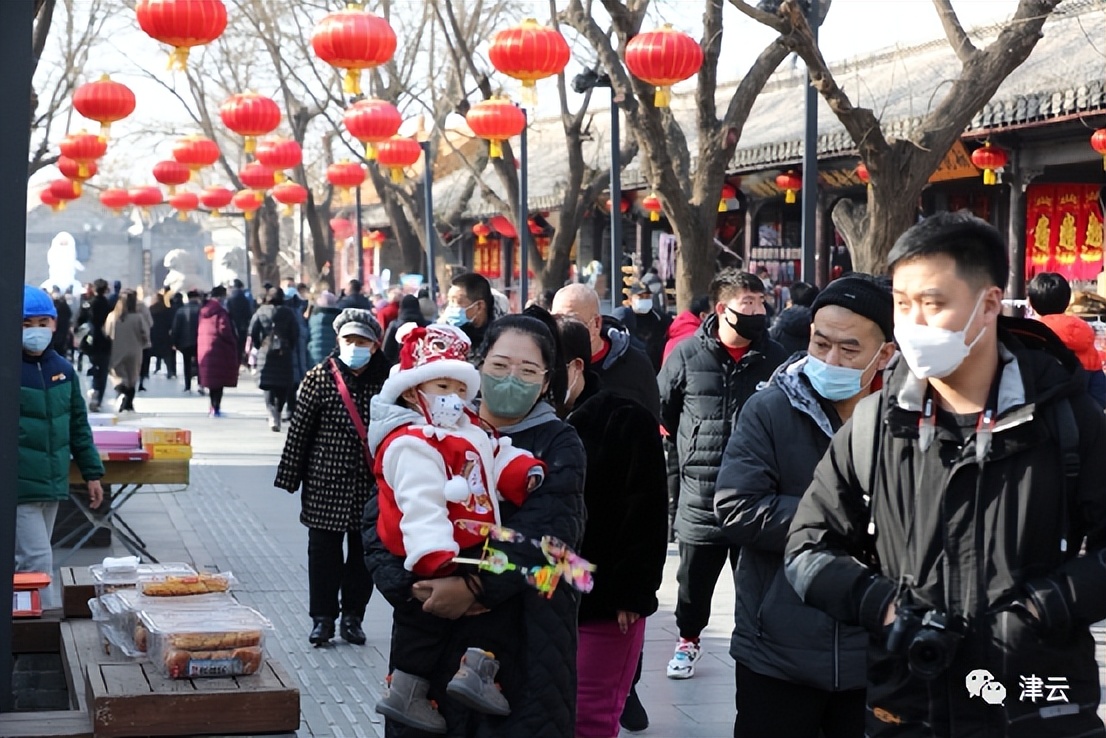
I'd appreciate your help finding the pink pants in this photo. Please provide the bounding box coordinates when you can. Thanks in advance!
[575,618,647,738]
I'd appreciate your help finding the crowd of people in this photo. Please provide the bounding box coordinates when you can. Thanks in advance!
[19,209,1106,738]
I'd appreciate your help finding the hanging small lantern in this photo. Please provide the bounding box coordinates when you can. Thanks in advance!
[775,171,802,204]
[233,189,264,221]
[135,0,227,71]
[168,191,199,220]
[1091,130,1106,170]
[153,160,191,195]
[487,19,570,105]
[204,244,216,261]
[239,162,277,192]
[375,136,422,183]
[641,193,663,222]
[364,229,387,251]
[58,156,97,196]
[58,132,107,178]
[254,138,302,182]
[311,5,397,97]
[473,222,492,245]
[200,185,234,217]
[343,99,403,160]
[331,217,355,241]
[219,92,281,154]
[719,184,737,213]
[39,188,62,212]
[624,25,704,108]
[466,98,527,159]
[99,188,131,214]
[171,135,221,176]
[49,178,82,208]
[72,75,136,139]
[855,162,870,184]
[327,161,366,195]
[272,181,308,216]
[129,185,164,216]
[970,141,1007,186]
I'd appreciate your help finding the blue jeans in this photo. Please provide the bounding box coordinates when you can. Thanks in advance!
[15,501,60,608]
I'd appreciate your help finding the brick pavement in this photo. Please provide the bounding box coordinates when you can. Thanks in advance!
[57,370,1106,736]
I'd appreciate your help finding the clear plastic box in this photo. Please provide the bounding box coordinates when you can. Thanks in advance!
[140,606,272,679]
[89,590,239,658]
[89,562,196,597]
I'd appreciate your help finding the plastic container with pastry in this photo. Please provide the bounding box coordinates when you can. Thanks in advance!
[139,606,272,679]
[88,590,239,657]
[137,571,234,596]
[89,562,197,597]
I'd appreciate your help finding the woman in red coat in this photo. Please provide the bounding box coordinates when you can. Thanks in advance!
[197,286,239,417]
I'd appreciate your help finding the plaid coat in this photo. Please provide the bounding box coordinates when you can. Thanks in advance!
[274,350,389,531]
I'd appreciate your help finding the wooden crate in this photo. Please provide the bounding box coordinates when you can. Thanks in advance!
[60,567,97,619]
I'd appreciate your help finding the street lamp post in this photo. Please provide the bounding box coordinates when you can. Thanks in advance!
[355,181,364,285]
[800,0,821,284]
[518,107,530,307]
[420,140,436,302]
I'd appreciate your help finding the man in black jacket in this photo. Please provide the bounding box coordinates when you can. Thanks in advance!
[86,279,113,411]
[786,213,1106,738]
[715,276,896,737]
[658,268,788,679]
[552,283,660,420]
[226,279,254,365]
[171,290,202,393]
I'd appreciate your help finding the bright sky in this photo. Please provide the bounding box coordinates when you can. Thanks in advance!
[33,0,1025,194]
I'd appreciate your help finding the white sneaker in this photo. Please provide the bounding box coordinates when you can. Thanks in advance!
[666,639,701,679]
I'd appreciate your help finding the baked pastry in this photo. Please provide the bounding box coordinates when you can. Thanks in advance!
[166,629,262,650]
[164,646,263,678]
[141,574,230,596]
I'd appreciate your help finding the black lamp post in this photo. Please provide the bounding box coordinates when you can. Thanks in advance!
[800,0,821,284]
[517,106,530,307]
[420,140,436,301]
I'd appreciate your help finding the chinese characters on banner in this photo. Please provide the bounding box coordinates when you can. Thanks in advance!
[1026,184,1104,281]
[512,236,551,279]
[473,239,502,279]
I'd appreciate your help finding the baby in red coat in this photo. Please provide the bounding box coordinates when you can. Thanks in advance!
[369,323,544,734]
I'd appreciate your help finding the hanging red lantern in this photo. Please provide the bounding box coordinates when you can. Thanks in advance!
[466,98,526,159]
[99,188,131,214]
[331,217,356,241]
[343,99,402,160]
[219,92,281,154]
[311,6,397,97]
[204,244,216,261]
[58,132,107,178]
[375,136,422,183]
[642,193,663,222]
[473,222,492,245]
[233,189,264,220]
[855,162,870,184]
[129,186,164,216]
[254,138,302,182]
[1092,130,1106,170]
[625,25,704,108]
[775,171,802,204]
[605,197,630,214]
[153,160,191,195]
[58,156,97,196]
[719,183,737,213]
[169,191,199,220]
[39,188,62,212]
[200,185,234,217]
[172,135,220,174]
[72,75,135,139]
[49,178,81,205]
[368,229,387,246]
[239,162,277,192]
[327,161,366,194]
[135,0,228,71]
[487,19,570,105]
[970,141,1007,186]
[272,181,308,216]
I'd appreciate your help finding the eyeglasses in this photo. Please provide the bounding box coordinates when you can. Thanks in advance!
[483,359,547,383]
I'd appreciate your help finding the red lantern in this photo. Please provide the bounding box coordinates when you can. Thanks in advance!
[233,189,264,221]
[488,19,570,105]
[272,181,307,216]
[331,217,355,241]
[343,99,402,160]
[200,185,234,217]
[49,178,81,204]
[72,75,135,138]
[605,197,630,214]
[239,162,277,192]
[99,188,131,214]
[153,160,191,194]
[1092,130,1106,170]
[58,157,97,196]
[625,25,704,108]
[855,161,870,184]
[719,183,737,213]
[970,141,1008,186]
[369,229,387,246]
[135,0,227,70]
[219,93,281,153]
[641,193,663,222]
[775,171,802,204]
[311,7,397,97]
[58,132,107,178]
[169,191,199,220]
[172,135,220,174]
[466,98,527,159]
[255,138,302,181]
[376,136,422,183]
[204,244,216,261]
[327,161,366,193]
[473,222,492,244]
[129,186,164,215]
[39,188,62,212]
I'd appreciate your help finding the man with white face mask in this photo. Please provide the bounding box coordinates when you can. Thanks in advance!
[715,275,895,738]
[786,212,1106,738]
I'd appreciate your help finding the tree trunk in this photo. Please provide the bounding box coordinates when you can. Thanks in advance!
[304,191,332,286]
[251,200,282,287]
[671,207,716,312]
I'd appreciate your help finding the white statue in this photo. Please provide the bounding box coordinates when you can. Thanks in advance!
[163,248,205,295]
[41,231,85,295]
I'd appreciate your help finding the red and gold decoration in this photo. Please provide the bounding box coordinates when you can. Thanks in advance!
[169,191,199,220]
[719,183,737,212]
[72,75,135,138]
[239,162,277,192]
[472,224,501,279]
[199,185,234,217]
[311,5,396,97]
[204,244,216,261]
[473,222,492,245]
[39,188,62,212]
[331,217,356,241]
[219,92,281,153]
[58,132,107,179]
[855,162,870,184]
[487,19,570,105]
[775,171,802,204]
[1091,129,1106,170]
[343,99,402,160]
[233,189,264,220]
[58,156,97,196]
[326,161,366,197]
[272,181,308,216]
[375,136,422,183]
[466,98,526,159]
[153,159,191,195]
[970,141,1007,186]
[171,135,220,176]
[135,0,228,70]
[364,229,386,252]
[642,192,663,222]
[624,25,703,108]
[99,188,131,214]
[1026,184,1104,281]
[49,178,82,207]
[129,185,164,215]
[254,137,302,182]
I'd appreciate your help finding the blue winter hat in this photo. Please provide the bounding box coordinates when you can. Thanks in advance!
[23,285,57,320]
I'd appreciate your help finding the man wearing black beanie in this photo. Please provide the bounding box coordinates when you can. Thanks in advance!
[714,273,895,738]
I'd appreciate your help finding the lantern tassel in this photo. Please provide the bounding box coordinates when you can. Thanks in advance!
[521,81,537,108]
[718,199,727,213]
[365,143,378,161]
[55,202,66,212]
[489,140,503,159]
[244,211,254,221]
[390,167,403,184]
[274,171,286,184]
[343,70,362,97]
[168,46,190,71]
[983,169,996,186]
[178,211,188,222]
[1102,155,1106,171]
[73,181,83,197]
[99,123,112,140]
[282,205,293,217]
[244,136,256,154]
[211,209,222,218]
[649,211,659,222]
[654,86,671,108]
[78,163,89,178]
[785,190,796,205]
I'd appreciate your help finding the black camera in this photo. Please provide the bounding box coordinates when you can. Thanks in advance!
[885,606,967,680]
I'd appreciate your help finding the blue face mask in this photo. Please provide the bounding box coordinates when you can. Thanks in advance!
[22,326,52,353]
[802,350,881,402]
[340,343,373,370]
[440,305,472,328]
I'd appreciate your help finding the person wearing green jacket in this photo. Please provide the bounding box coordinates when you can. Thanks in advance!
[19,285,104,609]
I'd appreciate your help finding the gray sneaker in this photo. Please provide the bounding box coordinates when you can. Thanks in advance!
[375,670,446,734]
[445,648,510,716]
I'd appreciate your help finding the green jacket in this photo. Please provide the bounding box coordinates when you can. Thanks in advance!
[19,348,103,503]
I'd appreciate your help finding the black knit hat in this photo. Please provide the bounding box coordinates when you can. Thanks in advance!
[810,274,894,341]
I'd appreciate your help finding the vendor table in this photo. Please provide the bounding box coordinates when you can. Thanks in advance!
[56,460,189,566]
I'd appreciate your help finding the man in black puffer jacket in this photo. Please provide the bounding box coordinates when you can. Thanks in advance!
[658,268,788,680]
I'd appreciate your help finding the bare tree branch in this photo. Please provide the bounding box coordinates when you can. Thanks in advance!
[933,0,978,64]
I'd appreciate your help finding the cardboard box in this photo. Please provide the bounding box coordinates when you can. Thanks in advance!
[93,428,142,449]
[100,449,151,462]
[140,428,192,445]
[88,413,118,426]
[144,444,193,460]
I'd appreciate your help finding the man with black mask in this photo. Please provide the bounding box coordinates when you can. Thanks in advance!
[658,268,788,680]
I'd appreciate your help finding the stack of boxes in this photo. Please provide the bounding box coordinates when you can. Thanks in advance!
[141,428,193,461]
[90,427,192,461]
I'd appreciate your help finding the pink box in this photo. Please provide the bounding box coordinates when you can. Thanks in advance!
[92,428,142,449]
